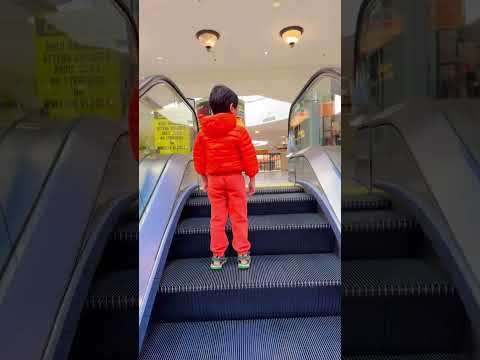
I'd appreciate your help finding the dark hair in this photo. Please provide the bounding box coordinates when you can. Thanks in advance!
[209,85,238,114]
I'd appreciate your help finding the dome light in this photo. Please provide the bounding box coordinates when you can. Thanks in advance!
[196,29,220,51]
[279,26,304,48]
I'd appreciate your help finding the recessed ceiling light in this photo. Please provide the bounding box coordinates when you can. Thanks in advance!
[273,1,281,8]
[156,56,164,61]
[264,51,269,55]
[255,130,260,134]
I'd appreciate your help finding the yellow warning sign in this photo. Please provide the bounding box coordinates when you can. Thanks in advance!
[153,113,191,154]
[35,18,121,120]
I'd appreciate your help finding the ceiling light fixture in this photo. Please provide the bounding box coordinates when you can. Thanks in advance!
[272,0,281,8]
[156,56,164,61]
[255,130,260,134]
[264,51,269,55]
[279,26,304,48]
[196,29,220,52]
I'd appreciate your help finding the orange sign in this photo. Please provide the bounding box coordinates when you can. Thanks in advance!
[320,101,334,117]
[431,0,465,30]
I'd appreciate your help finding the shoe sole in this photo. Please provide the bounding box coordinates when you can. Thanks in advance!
[238,264,250,270]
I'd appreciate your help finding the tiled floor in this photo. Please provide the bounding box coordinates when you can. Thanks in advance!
[253,171,292,186]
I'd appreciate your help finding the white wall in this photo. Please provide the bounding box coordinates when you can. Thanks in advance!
[159,65,337,103]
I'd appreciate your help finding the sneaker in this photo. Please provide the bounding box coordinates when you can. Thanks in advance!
[210,256,227,270]
[238,253,251,270]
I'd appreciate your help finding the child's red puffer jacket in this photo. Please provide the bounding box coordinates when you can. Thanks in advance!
[193,113,259,177]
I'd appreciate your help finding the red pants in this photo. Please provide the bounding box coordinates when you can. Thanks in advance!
[207,174,251,256]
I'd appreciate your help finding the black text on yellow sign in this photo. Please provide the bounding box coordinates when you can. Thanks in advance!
[35,18,121,120]
[153,113,191,155]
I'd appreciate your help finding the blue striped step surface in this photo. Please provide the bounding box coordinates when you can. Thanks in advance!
[85,270,137,310]
[343,355,466,360]
[342,210,423,260]
[169,213,335,259]
[191,185,304,197]
[152,254,340,322]
[183,192,317,217]
[342,259,466,355]
[342,194,392,211]
[141,316,340,360]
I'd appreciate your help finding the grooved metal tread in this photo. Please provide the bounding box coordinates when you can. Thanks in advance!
[187,192,315,207]
[85,270,138,310]
[191,185,304,197]
[175,213,330,234]
[141,316,340,360]
[342,210,417,231]
[343,355,466,360]
[343,259,455,297]
[111,221,138,242]
[160,254,340,294]
[342,194,392,210]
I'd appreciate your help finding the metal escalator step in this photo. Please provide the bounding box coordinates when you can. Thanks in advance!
[343,259,455,296]
[342,211,417,232]
[184,192,317,217]
[343,355,466,360]
[342,259,466,355]
[342,210,422,260]
[141,316,340,360]
[342,194,392,211]
[153,254,340,322]
[191,185,304,197]
[111,221,138,242]
[170,213,334,259]
[85,270,138,310]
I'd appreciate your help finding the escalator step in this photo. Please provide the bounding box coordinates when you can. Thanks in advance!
[152,254,340,322]
[184,192,317,217]
[342,194,392,211]
[342,211,417,232]
[97,221,139,273]
[191,185,304,197]
[342,259,465,355]
[141,316,340,360]
[111,221,138,242]
[343,355,466,360]
[170,213,335,259]
[85,270,138,310]
[342,211,421,260]
[71,270,138,359]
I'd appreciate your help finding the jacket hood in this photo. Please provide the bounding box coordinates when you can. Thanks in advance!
[200,113,237,138]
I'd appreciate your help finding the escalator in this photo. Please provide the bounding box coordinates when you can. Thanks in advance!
[138,71,342,358]
[140,184,340,359]
[68,202,139,359]
[342,191,468,359]
[343,1,480,358]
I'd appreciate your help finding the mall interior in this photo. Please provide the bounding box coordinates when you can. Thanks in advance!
[139,0,341,186]
[138,0,342,358]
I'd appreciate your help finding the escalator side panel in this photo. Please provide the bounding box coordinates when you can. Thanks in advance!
[0,118,124,360]
[139,157,197,348]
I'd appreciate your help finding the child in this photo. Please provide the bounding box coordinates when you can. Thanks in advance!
[193,85,259,270]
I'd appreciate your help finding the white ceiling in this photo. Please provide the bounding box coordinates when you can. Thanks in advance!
[140,0,340,135]
[140,0,341,78]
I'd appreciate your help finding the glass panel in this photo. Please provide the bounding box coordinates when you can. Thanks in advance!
[0,1,136,124]
[289,75,341,152]
[0,0,135,276]
[139,82,195,158]
[355,0,480,108]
